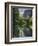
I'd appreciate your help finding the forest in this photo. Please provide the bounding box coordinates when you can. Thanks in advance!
[12,8,32,38]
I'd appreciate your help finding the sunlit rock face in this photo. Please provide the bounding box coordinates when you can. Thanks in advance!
[23,10,32,19]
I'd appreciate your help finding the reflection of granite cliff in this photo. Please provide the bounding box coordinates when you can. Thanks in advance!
[23,10,32,19]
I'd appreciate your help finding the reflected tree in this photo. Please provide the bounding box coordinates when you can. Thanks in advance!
[13,8,32,37]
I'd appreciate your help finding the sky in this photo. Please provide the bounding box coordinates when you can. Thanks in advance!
[18,8,32,17]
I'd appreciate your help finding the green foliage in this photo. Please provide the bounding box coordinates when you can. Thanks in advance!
[15,12,32,29]
[14,9,32,28]
[13,8,32,37]
[15,16,27,28]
